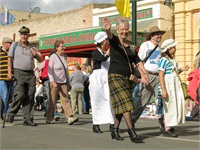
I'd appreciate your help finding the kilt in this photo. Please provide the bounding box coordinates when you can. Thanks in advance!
[108,74,134,115]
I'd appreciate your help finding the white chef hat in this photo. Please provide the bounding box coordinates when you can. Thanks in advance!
[94,31,108,44]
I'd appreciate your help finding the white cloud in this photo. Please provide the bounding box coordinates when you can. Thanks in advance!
[1,0,115,14]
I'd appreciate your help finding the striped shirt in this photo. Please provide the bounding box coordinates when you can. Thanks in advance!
[157,57,178,98]
[158,57,176,74]
[0,48,10,80]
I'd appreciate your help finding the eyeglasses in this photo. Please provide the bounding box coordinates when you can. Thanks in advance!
[59,45,65,48]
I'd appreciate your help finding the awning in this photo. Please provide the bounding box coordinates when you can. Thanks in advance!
[136,19,158,32]
[111,18,158,33]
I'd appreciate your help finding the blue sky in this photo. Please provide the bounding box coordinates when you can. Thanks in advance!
[1,0,115,14]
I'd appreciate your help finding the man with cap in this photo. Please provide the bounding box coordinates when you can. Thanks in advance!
[7,26,41,126]
[0,37,13,121]
[131,26,166,129]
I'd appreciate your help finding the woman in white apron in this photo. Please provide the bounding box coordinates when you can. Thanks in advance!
[89,31,114,133]
[158,39,189,137]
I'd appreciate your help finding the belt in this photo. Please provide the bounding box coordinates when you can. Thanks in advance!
[147,71,159,76]
[14,68,34,73]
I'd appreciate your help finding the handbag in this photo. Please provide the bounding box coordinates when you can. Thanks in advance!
[134,44,158,78]
[55,53,72,91]
[181,83,189,100]
[168,58,189,100]
[121,44,137,84]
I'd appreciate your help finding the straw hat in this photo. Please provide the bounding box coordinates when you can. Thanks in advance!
[94,31,107,44]
[146,26,166,40]
[161,39,178,53]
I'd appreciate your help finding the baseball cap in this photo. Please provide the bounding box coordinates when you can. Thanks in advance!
[18,26,30,34]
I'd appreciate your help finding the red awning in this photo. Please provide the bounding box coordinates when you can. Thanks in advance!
[39,44,96,60]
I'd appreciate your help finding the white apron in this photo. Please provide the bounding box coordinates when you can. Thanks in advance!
[163,71,185,127]
[89,58,114,125]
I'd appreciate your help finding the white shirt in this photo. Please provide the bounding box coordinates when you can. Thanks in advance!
[138,41,161,73]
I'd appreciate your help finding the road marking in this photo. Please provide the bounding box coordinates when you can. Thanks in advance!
[143,135,200,143]
[42,124,200,143]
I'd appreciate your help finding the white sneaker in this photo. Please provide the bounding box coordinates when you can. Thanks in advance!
[68,117,79,125]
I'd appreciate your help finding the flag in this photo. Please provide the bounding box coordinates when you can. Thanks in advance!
[115,0,130,18]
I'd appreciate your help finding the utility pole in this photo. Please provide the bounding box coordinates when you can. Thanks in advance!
[28,0,31,19]
[132,0,137,45]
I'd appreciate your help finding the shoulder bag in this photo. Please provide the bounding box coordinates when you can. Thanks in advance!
[167,58,189,100]
[55,53,72,91]
[134,44,158,78]
[121,44,138,85]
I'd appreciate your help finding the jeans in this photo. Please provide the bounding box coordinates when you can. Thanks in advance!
[82,93,86,112]
[0,80,14,116]
[132,83,141,106]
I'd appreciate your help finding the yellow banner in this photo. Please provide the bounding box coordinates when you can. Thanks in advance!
[115,0,130,18]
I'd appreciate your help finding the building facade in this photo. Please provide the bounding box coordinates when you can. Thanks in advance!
[172,0,200,81]
[3,0,194,77]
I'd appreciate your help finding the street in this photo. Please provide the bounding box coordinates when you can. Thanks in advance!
[0,110,199,150]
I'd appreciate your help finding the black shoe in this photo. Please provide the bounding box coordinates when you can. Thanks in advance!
[109,124,114,132]
[128,128,141,143]
[23,119,37,126]
[111,128,124,140]
[93,125,103,133]
[8,114,14,123]
[132,123,135,130]
[163,129,178,137]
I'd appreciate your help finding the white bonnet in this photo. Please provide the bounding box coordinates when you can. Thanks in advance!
[161,39,178,53]
[94,31,107,44]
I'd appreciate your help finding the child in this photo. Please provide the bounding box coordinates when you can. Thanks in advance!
[158,39,189,137]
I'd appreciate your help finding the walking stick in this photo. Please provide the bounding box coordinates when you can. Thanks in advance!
[2,81,13,128]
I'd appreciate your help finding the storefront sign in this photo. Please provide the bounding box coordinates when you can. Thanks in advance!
[99,8,152,26]
[39,28,101,50]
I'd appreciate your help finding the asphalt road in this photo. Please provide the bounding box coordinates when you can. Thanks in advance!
[0,110,199,150]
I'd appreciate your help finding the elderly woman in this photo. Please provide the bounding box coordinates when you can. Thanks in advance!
[89,31,114,133]
[46,40,78,125]
[103,18,149,142]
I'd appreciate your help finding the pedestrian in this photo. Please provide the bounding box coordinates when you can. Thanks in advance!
[34,50,60,120]
[89,31,114,134]
[7,26,41,126]
[158,39,189,137]
[81,64,92,114]
[131,26,166,129]
[46,40,78,125]
[35,80,44,111]
[69,63,85,115]
[103,18,149,142]
[0,37,14,121]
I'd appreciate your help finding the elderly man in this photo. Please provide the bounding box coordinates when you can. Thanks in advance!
[7,26,41,126]
[0,37,13,121]
[131,26,166,129]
